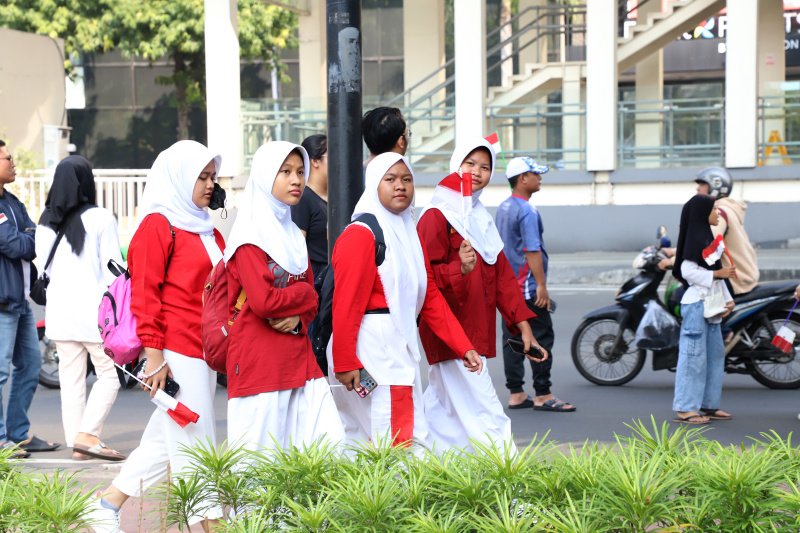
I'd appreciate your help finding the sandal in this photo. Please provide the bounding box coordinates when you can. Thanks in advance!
[73,442,127,461]
[508,396,534,410]
[14,435,60,452]
[533,398,576,412]
[700,409,732,420]
[673,414,710,425]
[0,441,30,459]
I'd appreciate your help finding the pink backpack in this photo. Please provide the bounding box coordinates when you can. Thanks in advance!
[98,214,175,366]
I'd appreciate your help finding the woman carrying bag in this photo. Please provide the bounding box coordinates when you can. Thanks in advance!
[87,141,225,533]
[328,152,481,452]
[672,194,736,425]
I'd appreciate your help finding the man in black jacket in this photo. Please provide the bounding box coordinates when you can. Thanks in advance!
[0,140,59,457]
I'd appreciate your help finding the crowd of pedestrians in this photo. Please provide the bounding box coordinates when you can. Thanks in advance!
[0,106,799,532]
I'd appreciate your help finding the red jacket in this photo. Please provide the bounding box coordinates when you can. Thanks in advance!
[417,209,534,364]
[225,244,321,399]
[129,214,224,359]
[331,224,474,373]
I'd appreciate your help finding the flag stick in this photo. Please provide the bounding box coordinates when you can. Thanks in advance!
[114,361,152,389]
[721,239,739,279]
[459,169,466,230]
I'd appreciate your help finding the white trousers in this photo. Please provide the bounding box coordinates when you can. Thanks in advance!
[331,363,432,454]
[424,356,516,454]
[228,378,345,453]
[55,340,119,447]
[113,350,221,524]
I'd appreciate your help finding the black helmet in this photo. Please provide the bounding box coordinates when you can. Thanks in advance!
[694,167,733,198]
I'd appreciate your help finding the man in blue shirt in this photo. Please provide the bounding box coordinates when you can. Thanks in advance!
[496,157,575,412]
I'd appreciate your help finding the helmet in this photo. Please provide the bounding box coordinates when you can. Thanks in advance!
[694,167,733,198]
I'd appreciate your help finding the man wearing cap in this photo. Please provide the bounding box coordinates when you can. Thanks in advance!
[495,157,575,412]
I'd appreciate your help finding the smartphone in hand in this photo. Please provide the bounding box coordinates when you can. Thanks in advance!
[357,368,378,398]
[506,339,544,360]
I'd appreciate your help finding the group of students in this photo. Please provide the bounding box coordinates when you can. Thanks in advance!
[64,133,551,532]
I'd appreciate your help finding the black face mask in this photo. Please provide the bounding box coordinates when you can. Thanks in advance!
[209,182,227,212]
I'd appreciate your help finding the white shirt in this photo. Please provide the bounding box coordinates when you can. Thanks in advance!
[680,260,733,323]
[35,208,123,342]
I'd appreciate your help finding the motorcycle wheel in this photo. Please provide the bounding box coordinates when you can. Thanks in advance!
[746,313,800,390]
[571,318,646,386]
[37,326,61,389]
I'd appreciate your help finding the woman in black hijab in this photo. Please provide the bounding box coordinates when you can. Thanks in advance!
[35,156,125,460]
[672,194,736,425]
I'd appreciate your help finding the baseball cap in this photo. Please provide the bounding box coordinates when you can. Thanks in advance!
[505,156,549,179]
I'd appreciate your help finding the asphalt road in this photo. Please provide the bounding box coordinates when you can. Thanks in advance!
[18,287,800,466]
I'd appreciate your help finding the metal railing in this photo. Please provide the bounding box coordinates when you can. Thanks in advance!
[8,170,149,241]
[618,97,725,168]
[759,94,800,165]
[241,107,327,169]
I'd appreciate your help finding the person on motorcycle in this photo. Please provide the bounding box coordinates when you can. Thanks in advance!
[672,195,736,425]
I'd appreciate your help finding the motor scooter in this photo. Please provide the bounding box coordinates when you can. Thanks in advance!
[571,230,800,389]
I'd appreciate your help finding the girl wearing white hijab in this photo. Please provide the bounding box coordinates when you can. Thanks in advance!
[328,152,480,451]
[223,141,344,452]
[88,141,225,532]
[417,138,546,454]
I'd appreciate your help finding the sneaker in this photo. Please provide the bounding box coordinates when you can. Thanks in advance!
[86,492,124,533]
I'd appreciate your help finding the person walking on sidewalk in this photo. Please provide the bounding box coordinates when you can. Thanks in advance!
[87,141,226,533]
[496,157,575,413]
[672,194,735,425]
[35,156,125,461]
[417,138,546,453]
[0,139,60,458]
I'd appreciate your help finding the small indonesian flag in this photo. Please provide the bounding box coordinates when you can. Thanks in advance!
[702,235,726,266]
[772,326,796,354]
[485,132,501,155]
[151,389,199,428]
[439,172,473,217]
[0,213,7,226]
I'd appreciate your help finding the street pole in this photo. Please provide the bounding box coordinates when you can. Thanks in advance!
[326,0,363,259]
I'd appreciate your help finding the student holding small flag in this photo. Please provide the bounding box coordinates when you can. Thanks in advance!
[417,138,545,453]
[672,194,736,425]
[88,141,226,532]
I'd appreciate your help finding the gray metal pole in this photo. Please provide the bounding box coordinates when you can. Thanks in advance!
[326,0,363,259]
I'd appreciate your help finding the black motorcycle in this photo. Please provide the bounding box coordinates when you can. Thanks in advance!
[571,236,800,389]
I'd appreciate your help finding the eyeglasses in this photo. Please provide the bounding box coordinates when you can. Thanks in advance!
[0,156,13,164]
[406,129,412,139]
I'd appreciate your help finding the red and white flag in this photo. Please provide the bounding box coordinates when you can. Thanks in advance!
[151,389,199,428]
[0,213,7,226]
[439,172,473,219]
[772,326,796,354]
[485,132,502,155]
[702,235,726,266]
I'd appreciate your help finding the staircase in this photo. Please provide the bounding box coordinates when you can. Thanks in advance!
[396,0,726,169]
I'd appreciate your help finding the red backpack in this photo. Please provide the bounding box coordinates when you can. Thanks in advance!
[201,259,246,374]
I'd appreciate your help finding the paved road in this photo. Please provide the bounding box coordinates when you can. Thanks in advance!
[20,286,800,465]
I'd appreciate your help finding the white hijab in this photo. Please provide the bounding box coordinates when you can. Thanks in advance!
[419,137,504,265]
[136,140,221,236]
[352,152,427,359]
[223,141,310,276]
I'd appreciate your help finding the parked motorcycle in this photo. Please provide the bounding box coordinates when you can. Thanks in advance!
[571,232,800,389]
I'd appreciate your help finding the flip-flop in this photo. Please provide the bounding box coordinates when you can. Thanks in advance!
[15,435,60,452]
[508,396,534,410]
[73,442,127,462]
[533,398,576,412]
[0,441,30,459]
[673,414,710,425]
[701,409,732,420]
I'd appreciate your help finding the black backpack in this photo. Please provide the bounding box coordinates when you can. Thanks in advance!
[310,213,386,375]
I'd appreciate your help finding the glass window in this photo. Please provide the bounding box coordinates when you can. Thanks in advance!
[380,7,404,57]
[363,60,380,96]
[85,67,133,107]
[134,66,175,107]
[381,60,404,98]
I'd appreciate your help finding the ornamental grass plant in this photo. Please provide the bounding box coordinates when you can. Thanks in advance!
[2,417,800,531]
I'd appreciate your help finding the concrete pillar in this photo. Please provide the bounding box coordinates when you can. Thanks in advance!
[298,0,327,110]
[586,0,617,171]
[205,0,242,176]
[725,0,758,168]
[562,64,583,169]
[758,0,786,165]
[518,0,548,68]
[454,0,486,143]
[634,0,663,168]
[403,0,445,104]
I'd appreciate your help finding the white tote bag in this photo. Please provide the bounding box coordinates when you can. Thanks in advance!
[702,280,728,318]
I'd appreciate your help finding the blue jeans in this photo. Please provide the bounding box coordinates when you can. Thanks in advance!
[0,302,42,442]
[672,301,725,413]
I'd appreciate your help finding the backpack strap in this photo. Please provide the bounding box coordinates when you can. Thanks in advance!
[228,288,247,326]
[353,213,386,266]
[43,208,83,271]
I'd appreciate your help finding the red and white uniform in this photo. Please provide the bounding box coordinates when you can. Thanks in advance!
[417,138,534,453]
[328,153,473,452]
[223,141,344,452]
